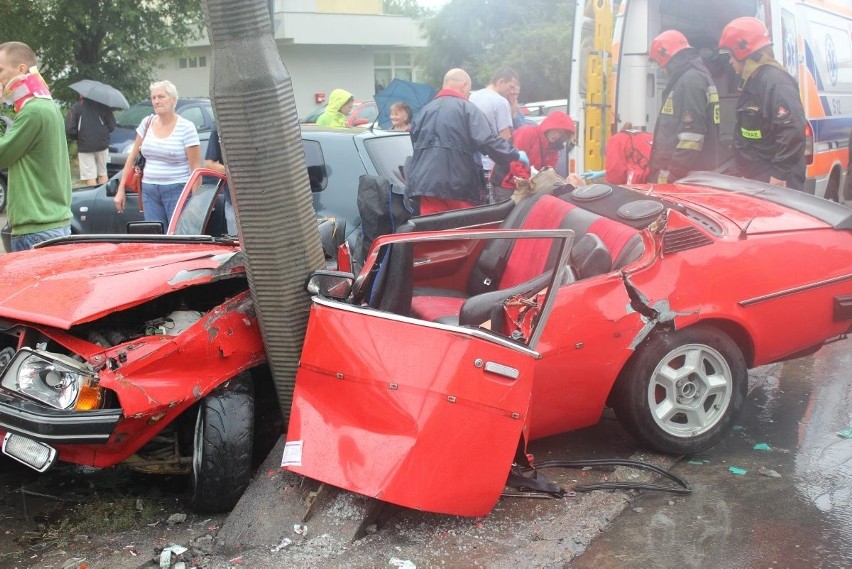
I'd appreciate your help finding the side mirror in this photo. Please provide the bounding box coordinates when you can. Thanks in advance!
[127,221,164,235]
[306,270,354,300]
[105,177,121,197]
[352,118,368,126]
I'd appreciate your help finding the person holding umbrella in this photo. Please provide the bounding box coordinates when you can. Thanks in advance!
[0,41,72,252]
[66,95,116,186]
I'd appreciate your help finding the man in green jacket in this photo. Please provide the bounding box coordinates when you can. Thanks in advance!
[316,88,354,127]
[0,41,72,252]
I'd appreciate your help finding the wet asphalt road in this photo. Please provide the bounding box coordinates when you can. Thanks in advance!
[571,339,852,569]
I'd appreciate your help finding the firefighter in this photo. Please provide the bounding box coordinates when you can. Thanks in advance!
[648,30,720,184]
[718,17,806,190]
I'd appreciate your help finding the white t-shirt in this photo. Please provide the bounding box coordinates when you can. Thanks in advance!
[469,88,513,171]
[137,115,200,185]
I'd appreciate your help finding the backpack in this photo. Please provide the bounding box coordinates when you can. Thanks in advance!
[604,129,653,184]
[356,174,415,263]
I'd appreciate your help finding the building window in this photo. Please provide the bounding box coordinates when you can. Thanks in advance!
[178,56,207,69]
[374,52,414,93]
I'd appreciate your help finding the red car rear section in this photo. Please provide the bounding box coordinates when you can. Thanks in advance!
[286,173,852,516]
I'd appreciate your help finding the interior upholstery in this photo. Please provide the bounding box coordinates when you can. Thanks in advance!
[409,192,646,325]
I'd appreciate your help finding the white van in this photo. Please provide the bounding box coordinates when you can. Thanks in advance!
[571,0,852,203]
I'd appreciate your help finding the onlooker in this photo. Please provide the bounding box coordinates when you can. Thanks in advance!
[203,125,237,235]
[470,66,520,179]
[65,96,116,186]
[0,41,72,252]
[114,80,201,227]
[496,111,577,192]
[389,101,412,131]
[718,17,806,189]
[648,30,720,183]
[316,88,354,127]
[507,81,527,129]
[406,68,526,215]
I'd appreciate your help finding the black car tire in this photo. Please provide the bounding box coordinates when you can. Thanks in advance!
[190,373,254,513]
[0,173,7,214]
[612,325,747,455]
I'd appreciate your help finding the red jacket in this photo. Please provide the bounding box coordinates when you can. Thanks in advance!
[500,111,575,188]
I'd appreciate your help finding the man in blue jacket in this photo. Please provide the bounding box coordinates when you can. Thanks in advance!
[406,68,527,215]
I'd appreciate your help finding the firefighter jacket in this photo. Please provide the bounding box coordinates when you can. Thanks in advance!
[733,59,806,190]
[649,49,720,182]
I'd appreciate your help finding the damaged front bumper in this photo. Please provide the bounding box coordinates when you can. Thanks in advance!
[0,392,121,444]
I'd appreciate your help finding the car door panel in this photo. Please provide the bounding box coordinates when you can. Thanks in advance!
[285,300,536,517]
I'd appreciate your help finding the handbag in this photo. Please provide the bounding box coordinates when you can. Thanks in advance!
[124,115,153,206]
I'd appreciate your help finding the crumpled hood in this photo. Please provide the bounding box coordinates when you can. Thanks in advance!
[0,241,244,329]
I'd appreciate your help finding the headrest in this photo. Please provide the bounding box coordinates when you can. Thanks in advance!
[570,233,612,279]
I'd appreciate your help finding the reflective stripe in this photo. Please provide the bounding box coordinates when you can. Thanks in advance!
[707,87,719,103]
[741,128,762,139]
[677,131,704,151]
[676,140,703,150]
[677,132,705,142]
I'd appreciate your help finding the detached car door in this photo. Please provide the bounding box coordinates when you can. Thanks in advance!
[284,229,573,517]
[284,299,537,517]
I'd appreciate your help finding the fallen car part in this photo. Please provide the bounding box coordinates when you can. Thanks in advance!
[535,458,692,494]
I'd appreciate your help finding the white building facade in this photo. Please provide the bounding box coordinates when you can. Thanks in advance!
[156,0,427,117]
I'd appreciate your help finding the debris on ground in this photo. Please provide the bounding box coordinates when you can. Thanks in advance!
[838,427,852,439]
[728,466,747,476]
[167,513,188,525]
[758,467,782,479]
[752,443,772,451]
[158,543,187,568]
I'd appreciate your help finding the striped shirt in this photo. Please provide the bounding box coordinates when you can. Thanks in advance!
[137,115,200,185]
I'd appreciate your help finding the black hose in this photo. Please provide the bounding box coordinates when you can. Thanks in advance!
[534,458,692,494]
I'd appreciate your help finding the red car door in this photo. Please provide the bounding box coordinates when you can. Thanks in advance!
[284,299,538,517]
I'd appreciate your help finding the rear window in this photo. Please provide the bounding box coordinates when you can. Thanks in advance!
[303,140,327,192]
[179,106,206,130]
[364,134,412,188]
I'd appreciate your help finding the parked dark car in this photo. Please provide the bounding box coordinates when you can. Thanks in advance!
[107,97,215,176]
[1,126,411,254]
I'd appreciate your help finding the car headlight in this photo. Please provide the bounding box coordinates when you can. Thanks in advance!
[0,348,99,410]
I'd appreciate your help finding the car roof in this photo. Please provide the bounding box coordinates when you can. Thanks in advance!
[299,124,409,140]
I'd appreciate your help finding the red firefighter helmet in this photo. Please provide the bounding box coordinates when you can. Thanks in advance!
[649,30,690,68]
[718,17,772,61]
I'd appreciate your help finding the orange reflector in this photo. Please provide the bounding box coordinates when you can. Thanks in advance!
[74,384,103,411]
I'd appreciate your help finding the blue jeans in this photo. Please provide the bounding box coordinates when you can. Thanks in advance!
[11,225,71,252]
[141,182,185,227]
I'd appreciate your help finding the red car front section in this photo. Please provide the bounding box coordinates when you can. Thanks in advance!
[0,239,265,472]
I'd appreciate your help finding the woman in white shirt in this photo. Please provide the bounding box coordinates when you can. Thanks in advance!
[114,80,201,226]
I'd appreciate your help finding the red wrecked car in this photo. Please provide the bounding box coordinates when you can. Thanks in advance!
[0,169,849,517]
[0,171,276,513]
[283,172,852,516]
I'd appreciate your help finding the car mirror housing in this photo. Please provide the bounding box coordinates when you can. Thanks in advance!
[306,270,354,300]
[127,221,164,235]
[105,177,121,197]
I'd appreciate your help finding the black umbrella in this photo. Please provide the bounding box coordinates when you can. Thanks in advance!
[69,79,130,109]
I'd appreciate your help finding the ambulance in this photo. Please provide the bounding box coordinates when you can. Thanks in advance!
[570,0,852,204]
